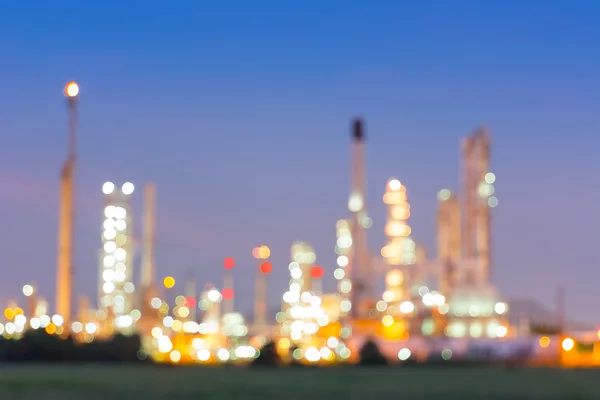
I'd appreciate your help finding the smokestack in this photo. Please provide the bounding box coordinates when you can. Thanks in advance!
[352,118,364,141]
[348,117,372,317]
[141,184,156,288]
[56,82,79,322]
[55,160,74,321]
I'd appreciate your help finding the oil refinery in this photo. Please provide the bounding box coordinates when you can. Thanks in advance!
[0,82,593,367]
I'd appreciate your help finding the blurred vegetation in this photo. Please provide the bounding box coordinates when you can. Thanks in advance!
[0,330,147,363]
[530,324,561,335]
[358,339,388,366]
[252,341,281,366]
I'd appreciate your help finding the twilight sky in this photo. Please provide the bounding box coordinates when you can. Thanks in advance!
[1,1,599,323]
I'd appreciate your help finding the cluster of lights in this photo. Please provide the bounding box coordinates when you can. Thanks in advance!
[1,305,101,342]
[281,243,321,342]
[100,181,135,321]
[443,300,508,339]
[145,286,254,365]
[197,288,224,334]
[478,172,498,208]
[418,286,449,314]
[154,330,258,364]
[292,338,351,363]
[381,179,415,265]
[334,220,352,315]
[383,270,404,305]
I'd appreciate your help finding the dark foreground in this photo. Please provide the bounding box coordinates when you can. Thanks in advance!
[0,364,599,399]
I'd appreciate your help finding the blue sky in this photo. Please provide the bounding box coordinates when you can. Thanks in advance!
[0,0,599,323]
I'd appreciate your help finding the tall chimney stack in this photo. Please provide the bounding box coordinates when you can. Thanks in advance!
[141,183,156,289]
[348,117,372,317]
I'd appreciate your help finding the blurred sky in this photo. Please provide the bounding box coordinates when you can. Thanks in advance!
[0,0,599,323]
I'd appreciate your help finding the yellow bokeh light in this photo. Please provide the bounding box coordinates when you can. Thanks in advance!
[14,307,23,316]
[163,276,175,289]
[65,81,79,97]
[278,338,290,350]
[175,296,186,306]
[562,337,575,351]
[178,306,190,318]
[382,315,394,327]
[4,308,15,320]
[258,245,270,259]
[539,336,551,348]
[386,270,403,287]
[45,323,56,335]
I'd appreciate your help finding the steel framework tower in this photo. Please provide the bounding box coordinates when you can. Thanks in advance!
[99,182,135,321]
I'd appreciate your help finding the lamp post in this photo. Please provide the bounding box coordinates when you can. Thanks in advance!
[55,81,79,323]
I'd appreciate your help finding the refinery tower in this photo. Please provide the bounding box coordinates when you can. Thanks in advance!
[347,118,374,317]
[99,181,136,326]
[55,82,79,322]
[461,128,496,284]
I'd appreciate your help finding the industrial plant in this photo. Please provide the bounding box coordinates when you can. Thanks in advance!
[0,82,593,367]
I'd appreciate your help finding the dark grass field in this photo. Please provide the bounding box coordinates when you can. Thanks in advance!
[0,365,599,399]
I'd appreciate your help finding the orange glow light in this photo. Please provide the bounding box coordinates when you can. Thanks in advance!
[64,81,79,97]
[258,246,270,259]
[45,323,56,335]
[260,262,272,274]
[310,266,324,279]
[4,308,14,320]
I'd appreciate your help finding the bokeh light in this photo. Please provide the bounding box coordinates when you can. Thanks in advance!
[163,276,175,289]
[223,257,235,270]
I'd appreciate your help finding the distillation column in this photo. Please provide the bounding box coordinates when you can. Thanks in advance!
[381,179,414,303]
[347,118,373,317]
[461,128,496,284]
[437,189,461,291]
[99,181,135,325]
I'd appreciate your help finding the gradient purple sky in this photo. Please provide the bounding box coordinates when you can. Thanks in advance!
[1,1,599,322]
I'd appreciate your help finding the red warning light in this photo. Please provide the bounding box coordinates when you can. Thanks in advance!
[310,266,324,279]
[185,297,195,308]
[223,257,235,270]
[222,288,234,300]
[260,262,272,274]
